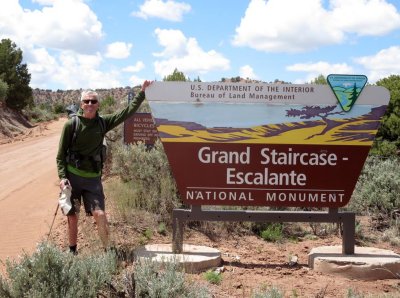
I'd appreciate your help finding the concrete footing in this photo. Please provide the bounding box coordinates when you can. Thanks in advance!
[309,246,400,280]
[134,244,221,273]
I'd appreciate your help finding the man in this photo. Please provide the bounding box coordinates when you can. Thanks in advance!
[56,80,151,254]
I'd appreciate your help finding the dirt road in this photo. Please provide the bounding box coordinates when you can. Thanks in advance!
[0,118,66,263]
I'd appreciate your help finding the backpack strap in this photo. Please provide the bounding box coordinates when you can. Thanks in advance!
[70,115,80,146]
[66,115,81,169]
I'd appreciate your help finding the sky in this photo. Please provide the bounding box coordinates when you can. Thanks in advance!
[1,0,400,90]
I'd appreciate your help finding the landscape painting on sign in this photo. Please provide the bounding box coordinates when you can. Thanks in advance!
[150,102,386,145]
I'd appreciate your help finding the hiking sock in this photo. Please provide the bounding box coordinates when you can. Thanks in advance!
[69,245,77,255]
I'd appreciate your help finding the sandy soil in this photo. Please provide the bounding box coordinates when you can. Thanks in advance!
[0,118,399,297]
[0,118,65,263]
[183,230,400,297]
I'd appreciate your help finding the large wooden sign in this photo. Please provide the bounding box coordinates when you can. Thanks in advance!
[146,80,389,208]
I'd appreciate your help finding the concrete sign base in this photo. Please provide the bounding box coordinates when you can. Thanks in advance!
[308,245,400,280]
[134,243,221,273]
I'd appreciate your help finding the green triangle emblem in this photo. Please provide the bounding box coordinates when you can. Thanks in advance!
[327,74,368,112]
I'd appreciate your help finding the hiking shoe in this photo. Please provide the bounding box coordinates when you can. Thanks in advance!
[69,248,78,256]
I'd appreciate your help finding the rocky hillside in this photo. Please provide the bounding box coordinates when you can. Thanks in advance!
[0,87,138,144]
[32,86,136,105]
[0,102,35,144]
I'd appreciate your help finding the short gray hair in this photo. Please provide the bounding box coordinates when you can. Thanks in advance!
[80,90,99,101]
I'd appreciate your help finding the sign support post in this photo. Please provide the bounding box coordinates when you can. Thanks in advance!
[172,206,355,254]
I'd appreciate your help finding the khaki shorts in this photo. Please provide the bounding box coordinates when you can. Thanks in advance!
[66,172,105,216]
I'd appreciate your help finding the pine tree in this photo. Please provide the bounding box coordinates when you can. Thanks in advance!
[0,39,33,110]
[376,75,400,146]
[310,74,327,85]
[163,68,188,81]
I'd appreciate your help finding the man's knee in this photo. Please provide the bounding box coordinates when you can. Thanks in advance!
[92,209,105,217]
[92,210,107,224]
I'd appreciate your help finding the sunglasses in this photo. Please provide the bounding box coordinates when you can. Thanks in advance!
[82,99,98,104]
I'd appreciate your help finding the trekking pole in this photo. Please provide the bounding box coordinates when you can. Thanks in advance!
[48,202,59,241]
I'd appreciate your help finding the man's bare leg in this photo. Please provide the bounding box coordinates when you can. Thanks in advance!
[92,210,109,249]
[67,214,78,253]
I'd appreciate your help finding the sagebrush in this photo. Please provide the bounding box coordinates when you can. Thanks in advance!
[110,140,180,223]
[350,156,400,218]
[132,258,210,298]
[0,242,117,298]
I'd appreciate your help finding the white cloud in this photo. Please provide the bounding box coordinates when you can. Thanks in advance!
[0,0,103,54]
[239,65,258,80]
[105,42,133,59]
[355,46,400,82]
[287,61,354,83]
[0,1,26,41]
[232,0,400,53]
[153,29,187,57]
[122,61,145,72]
[27,49,122,89]
[0,1,130,90]
[55,52,122,89]
[132,0,191,22]
[32,0,56,5]
[153,28,230,78]
[287,46,400,83]
[129,75,147,87]
[232,0,341,53]
[331,0,400,36]
[27,47,58,89]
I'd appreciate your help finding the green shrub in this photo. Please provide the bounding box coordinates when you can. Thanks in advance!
[158,222,167,235]
[252,285,283,298]
[23,105,56,123]
[0,242,117,298]
[370,139,398,157]
[203,269,222,285]
[260,223,284,242]
[349,156,400,217]
[110,140,180,223]
[53,102,65,114]
[381,224,400,246]
[143,228,153,240]
[133,259,210,297]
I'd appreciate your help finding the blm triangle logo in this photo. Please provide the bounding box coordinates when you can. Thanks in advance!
[327,74,368,112]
